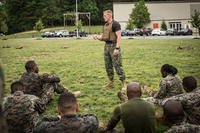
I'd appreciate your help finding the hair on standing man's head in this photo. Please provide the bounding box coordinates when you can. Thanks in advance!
[104,9,113,15]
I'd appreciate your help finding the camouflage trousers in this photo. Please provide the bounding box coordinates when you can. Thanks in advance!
[104,43,125,81]
[41,83,68,104]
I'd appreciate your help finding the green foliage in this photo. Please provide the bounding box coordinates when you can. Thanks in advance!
[34,19,44,33]
[79,0,99,25]
[1,38,200,132]
[6,0,49,33]
[0,21,8,33]
[191,10,200,36]
[161,20,167,31]
[128,0,150,29]
[0,1,8,33]
[77,20,82,30]
[5,0,113,33]
[126,19,135,30]
[42,0,62,27]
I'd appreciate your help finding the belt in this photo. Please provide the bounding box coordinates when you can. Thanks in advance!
[105,41,116,44]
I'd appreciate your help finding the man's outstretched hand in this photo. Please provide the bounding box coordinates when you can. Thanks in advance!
[73,91,81,97]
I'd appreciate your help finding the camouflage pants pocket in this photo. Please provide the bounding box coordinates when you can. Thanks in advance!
[104,44,125,81]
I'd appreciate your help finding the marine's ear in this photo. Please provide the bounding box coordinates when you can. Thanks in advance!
[75,103,79,112]
[57,106,63,116]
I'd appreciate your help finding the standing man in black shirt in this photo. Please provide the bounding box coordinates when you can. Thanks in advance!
[94,9,126,91]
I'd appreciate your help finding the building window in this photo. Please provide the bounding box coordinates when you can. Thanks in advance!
[153,23,159,29]
[169,22,182,31]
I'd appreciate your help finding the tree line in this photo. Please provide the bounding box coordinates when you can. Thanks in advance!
[1,0,115,34]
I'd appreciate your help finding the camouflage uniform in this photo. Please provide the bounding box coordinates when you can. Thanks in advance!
[144,75,183,106]
[0,64,5,106]
[103,21,125,81]
[163,88,200,125]
[2,91,46,133]
[154,75,183,99]
[0,64,8,133]
[104,43,125,81]
[34,114,99,133]
[19,72,68,104]
[164,122,200,133]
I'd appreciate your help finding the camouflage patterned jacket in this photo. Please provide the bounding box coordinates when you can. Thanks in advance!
[34,114,99,133]
[163,88,200,124]
[0,64,5,106]
[19,72,66,99]
[164,122,200,133]
[154,75,183,99]
[0,64,8,133]
[2,91,46,133]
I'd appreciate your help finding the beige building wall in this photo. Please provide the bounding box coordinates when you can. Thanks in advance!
[190,4,200,15]
[113,2,200,30]
[147,3,190,21]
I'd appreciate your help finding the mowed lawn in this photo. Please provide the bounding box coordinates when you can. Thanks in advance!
[0,38,200,132]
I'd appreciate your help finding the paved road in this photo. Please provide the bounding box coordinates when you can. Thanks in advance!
[46,35,198,39]
[7,35,199,40]
[121,35,199,39]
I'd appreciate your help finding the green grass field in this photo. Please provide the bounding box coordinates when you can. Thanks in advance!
[0,38,200,132]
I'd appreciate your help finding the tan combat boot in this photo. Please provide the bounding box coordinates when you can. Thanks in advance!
[121,80,127,91]
[102,80,114,89]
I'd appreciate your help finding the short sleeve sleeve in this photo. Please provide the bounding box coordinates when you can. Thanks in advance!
[112,21,121,32]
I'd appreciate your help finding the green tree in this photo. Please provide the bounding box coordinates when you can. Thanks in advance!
[96,0,113,24]
[6,0,48,33]
[0,21,8,33]
[57,0,75,26]
[79,0,99,25]
[34,19,44,33]
[127,0,150,29]
[191,10,200,36]
[161,20,167,30]
[0,1,8,33]
[77,20,82,30]
[42,4,61,27]
[126,19,134,30]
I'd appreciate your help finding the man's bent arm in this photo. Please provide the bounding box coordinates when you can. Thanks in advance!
[115,30,121,48]
[104,115,120,132]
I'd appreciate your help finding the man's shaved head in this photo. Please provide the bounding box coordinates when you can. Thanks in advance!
[127,82,141,99]
[182,76,197,92]
[163,100,184,124]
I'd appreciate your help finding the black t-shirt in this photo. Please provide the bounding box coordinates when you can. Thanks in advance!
[112,21,121,32]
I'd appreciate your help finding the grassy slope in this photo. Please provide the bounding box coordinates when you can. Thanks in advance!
[0,38,200,132]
